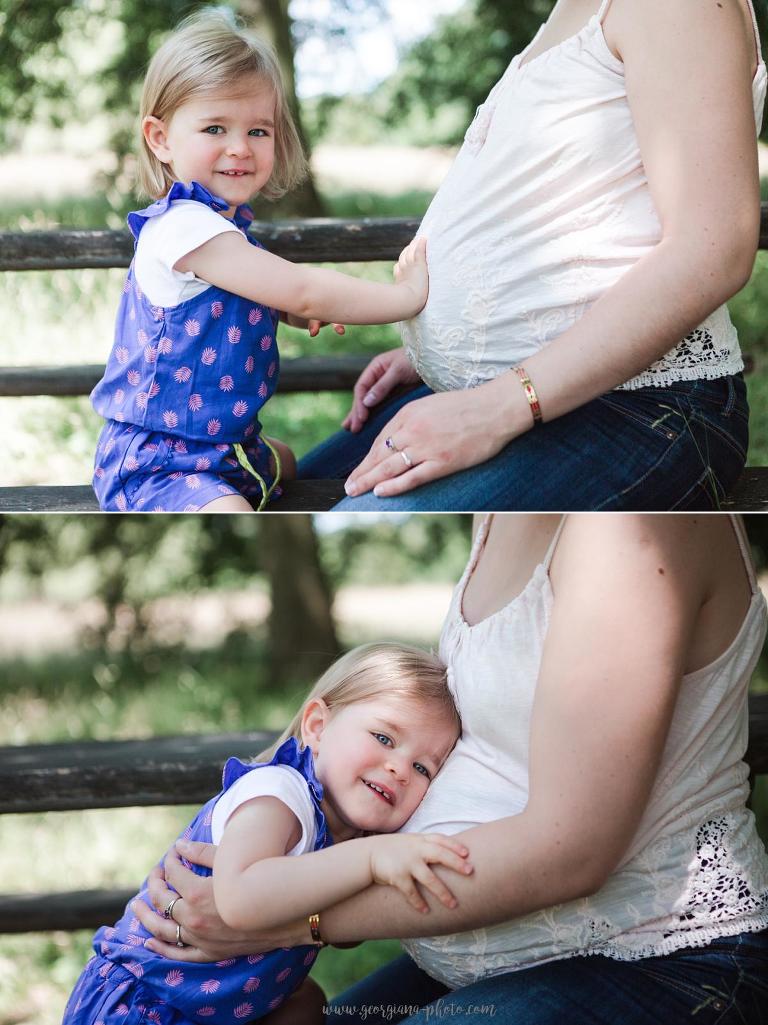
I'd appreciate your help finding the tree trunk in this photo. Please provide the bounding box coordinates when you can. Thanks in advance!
[236,0,326,216]
[259,516,340,685]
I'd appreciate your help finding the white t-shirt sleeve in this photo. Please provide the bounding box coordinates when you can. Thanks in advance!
[210,765,318,857]
[133,200,242,308]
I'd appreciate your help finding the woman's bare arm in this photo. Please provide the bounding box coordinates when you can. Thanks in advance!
[136,516,703,957]
[345,0,762,497]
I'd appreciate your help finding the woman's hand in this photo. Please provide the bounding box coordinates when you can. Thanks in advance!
[344,378,524,498]
[131,842,307,961]
[341,347,422,433]
[368,833,473,913]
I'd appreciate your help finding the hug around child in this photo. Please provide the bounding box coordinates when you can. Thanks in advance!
[63,642,466,1025]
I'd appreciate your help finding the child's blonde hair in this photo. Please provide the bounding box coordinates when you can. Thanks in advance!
[258,642,460,762]
[138,7,307,200]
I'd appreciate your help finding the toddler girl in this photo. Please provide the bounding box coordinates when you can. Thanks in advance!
[90,9,428,512]
[63,642,467,1025]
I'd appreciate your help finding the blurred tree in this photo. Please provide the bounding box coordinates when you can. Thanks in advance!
[0,0,385,215]
[378,0,768,146]
[0,514,338,679]
[260,517,340,682]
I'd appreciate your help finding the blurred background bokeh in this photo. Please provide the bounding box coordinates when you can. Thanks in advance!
[1,512,767,1024]
[2,0,768,485]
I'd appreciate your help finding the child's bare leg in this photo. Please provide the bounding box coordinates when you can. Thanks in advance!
[260,977,326,1025]
[200,493,254,512]
[266,436,297,481]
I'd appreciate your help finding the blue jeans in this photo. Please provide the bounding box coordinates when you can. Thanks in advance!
[325,930,768,1024]
[297,375,749,511]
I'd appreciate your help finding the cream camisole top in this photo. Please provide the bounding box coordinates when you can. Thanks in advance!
[400,0,767,394]
[401,515,768,988]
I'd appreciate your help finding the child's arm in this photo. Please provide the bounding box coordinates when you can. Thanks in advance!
[212,797,472,933]
[176,234,427,326]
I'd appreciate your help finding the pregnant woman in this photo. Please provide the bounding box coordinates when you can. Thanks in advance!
[134,514,768,1024]
[298,0,766,510]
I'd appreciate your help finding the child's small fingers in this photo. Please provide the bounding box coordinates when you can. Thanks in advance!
[427,847,473,877]
[397,879,428,913]
[334,323,346,334]
[424,834,469,856]
[428,835,469,857]
[418,869,458,909]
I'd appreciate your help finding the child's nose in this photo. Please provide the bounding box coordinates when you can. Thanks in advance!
[386,755,410,784]
[226,135,251,157]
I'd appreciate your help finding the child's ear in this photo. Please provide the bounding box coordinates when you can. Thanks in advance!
[300,698,330,755]
[142,115,172,164]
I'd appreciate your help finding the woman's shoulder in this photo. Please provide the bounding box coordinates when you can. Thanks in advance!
[555,514,721,589]
[609,0,757,77]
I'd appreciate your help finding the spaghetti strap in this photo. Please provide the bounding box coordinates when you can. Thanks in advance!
[729,514,759,595]
[744,0,763,67]
[542,516,567,572]
[596,0,614,24]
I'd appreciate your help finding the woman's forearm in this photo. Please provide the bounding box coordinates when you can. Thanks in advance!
[318,811,600,945]
[481,239,753,444]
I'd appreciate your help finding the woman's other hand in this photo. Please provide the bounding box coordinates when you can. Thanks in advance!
[131,842,306,961]
[342,347,422,433]
[344,377,526,498]
[368,833,473,913]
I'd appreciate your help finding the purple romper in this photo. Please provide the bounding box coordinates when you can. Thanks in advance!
[63,738,330,1025]
[91,181,282,512]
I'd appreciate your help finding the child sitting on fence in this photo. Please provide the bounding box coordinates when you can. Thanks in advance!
[63,641,467,1025]
[90,8,428,513]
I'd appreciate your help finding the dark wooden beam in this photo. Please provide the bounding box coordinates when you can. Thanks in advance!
[0,731,280,814]
[0,478,346,513]
[0,355,370,397]
[0,888,136,934]
[0,218,421,271]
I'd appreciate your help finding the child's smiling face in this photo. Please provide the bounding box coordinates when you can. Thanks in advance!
[144,74,276,215]
[302,693,460,842]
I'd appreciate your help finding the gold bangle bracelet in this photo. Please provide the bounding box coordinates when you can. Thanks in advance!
[513,365,543,426]
[308,912,327,947]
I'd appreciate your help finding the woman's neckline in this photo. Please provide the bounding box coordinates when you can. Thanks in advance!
[454,514,766,684]
[515,11,765,83]
[457,514,561,631]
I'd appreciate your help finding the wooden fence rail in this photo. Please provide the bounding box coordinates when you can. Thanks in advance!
[3,212,768,509]
[0,697,766,934]
[0,217,420,272]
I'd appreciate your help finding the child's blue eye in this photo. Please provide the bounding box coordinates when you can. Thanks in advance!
[203,126,224,134]
[414,763,431,780]
[372,732,392,747]
[249,128,268,137]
